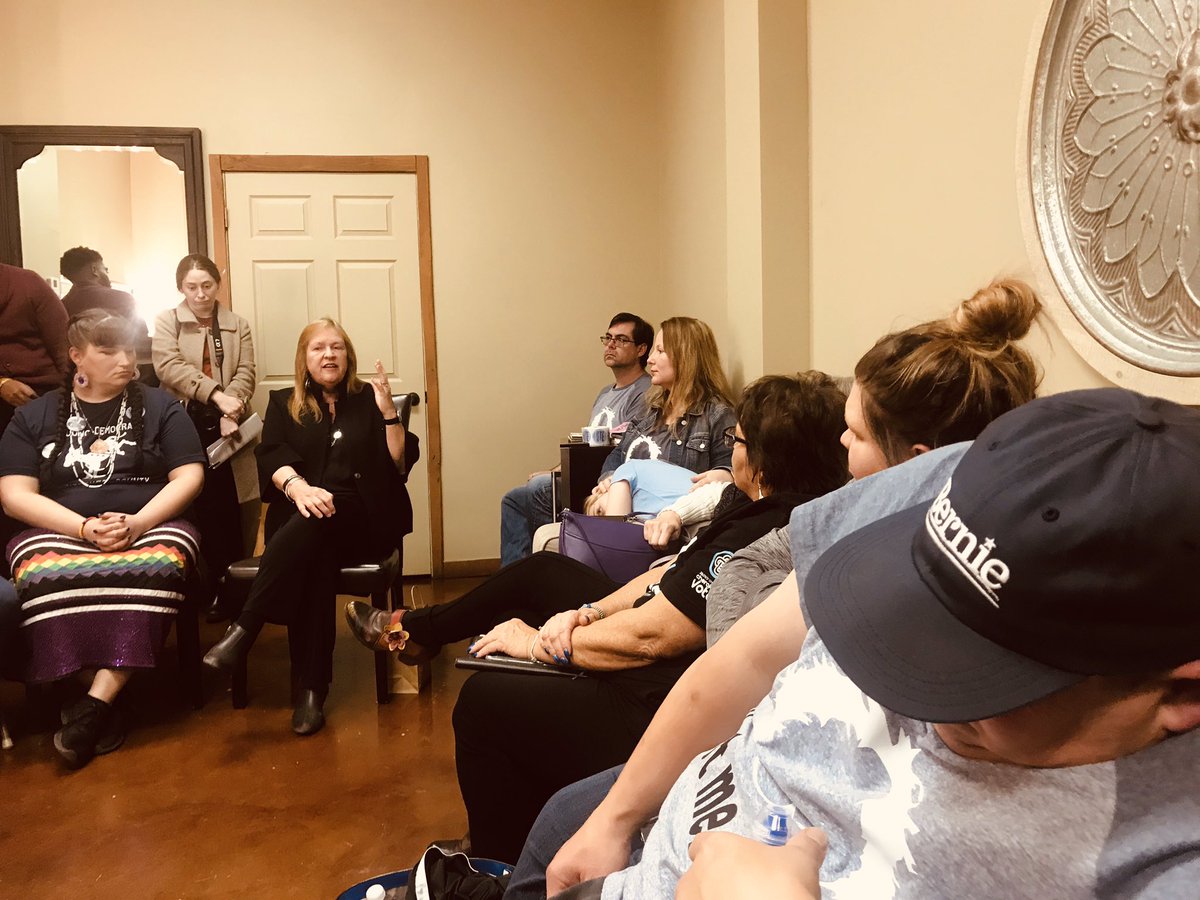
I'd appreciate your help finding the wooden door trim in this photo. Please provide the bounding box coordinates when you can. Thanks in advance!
[211,154,445,578]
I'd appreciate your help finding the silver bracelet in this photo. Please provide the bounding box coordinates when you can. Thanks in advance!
[281,473,304,502]
[581,602,605,620]
[527,632,539,663]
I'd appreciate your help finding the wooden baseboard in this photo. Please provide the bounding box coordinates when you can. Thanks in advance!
[440,558,501,578]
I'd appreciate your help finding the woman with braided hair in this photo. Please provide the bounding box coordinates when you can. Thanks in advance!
[0,310,205,768]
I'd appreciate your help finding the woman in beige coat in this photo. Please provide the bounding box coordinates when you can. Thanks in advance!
[152,254,258,616]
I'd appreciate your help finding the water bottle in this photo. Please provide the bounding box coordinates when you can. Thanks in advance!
[754,803,791,846]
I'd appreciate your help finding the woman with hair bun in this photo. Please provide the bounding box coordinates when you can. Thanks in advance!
[0,310,205,769]
[540,278,1048,896]
[846,277,1042,475]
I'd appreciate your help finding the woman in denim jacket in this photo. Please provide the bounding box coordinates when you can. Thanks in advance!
[596,317,736,497]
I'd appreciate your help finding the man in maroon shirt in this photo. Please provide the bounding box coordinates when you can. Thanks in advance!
[0,262,69,435]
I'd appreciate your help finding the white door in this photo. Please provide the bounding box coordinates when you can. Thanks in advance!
[223,172,431,575]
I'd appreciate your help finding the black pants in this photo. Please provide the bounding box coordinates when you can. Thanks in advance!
[190,456,245,601]
[404,552,620,648]
[236,496,376,691]
[453,668,658,864]
[405,552,652,863]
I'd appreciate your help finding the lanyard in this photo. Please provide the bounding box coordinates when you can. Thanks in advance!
[207,321,225,374]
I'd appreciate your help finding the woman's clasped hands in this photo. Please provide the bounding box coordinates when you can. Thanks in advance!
[80,511,146,551]
[537,607,595,661]
[471,607,596,666]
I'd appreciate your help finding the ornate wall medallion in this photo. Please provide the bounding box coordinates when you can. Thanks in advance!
[1032,0,1200,375]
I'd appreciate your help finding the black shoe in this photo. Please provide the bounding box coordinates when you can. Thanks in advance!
[291,688,325,736]
[53,696,122,769]
[203,623,256,672]
[344,601,437,664]
[60,696,125,756]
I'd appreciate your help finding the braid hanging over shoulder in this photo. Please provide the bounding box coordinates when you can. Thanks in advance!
[41,366,75,481]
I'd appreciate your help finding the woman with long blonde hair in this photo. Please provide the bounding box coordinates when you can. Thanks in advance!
[593,317,736,503]
[203,318,419,735]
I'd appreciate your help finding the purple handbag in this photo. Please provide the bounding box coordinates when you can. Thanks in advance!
[558,510,664,583]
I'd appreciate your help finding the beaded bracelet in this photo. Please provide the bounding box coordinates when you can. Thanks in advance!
[79,516,96,540]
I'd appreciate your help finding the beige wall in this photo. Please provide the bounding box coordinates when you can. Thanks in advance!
[15,149,60,285]
[4,1,1182,564]
[656,0,812,392]
[56,151,134,280]
[807,0,1109,395]
[127,151,189,320]
[657,0,729,346]
[1,0,670,564]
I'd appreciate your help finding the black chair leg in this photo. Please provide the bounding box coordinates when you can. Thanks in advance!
[176,602,205,710]
[232,654,249,709]
[371,587,391,705]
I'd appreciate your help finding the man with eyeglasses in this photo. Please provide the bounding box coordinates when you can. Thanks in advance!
[499,313,653,566]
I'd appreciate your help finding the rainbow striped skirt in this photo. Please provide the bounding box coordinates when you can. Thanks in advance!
[7,521,199,683]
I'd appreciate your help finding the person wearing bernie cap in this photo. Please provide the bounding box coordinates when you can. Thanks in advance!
[577,388,1200,899]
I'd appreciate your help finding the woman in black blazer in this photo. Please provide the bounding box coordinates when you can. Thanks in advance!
[203,317,418,735]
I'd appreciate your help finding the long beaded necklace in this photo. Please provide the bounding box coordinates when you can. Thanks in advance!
[65,390,130,488]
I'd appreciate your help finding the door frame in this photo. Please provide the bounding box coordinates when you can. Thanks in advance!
[210,154,445,578]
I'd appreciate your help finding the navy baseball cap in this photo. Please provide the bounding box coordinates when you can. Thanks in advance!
[804,388,1200,723]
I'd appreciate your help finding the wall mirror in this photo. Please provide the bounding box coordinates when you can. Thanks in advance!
[0,126,206,322]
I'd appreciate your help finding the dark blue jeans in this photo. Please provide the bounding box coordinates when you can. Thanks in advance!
[500,473,555,567]
[505,765,642,900]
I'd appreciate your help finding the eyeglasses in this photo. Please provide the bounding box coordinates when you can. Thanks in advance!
[722,426,748,449]
[600,334,636,346]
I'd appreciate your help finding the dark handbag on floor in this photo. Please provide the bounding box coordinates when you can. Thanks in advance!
[405,845,510,900]
[558,510,662,583]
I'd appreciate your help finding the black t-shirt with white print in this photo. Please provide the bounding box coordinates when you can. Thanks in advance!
[0,386,205,518]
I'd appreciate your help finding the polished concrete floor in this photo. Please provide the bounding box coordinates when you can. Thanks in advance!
[0,578,485,899]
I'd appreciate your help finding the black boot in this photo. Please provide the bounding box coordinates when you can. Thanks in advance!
[202,622,258,672]
[291,688,326,736]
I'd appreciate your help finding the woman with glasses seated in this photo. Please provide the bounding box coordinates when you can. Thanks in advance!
[202,318,418,736]
[345,372,849,862]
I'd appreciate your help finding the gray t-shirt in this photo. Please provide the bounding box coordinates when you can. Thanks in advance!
[705,526,792,647]
[603,445,1200,899]
[707,444,968,646]
[590,373,651,430]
